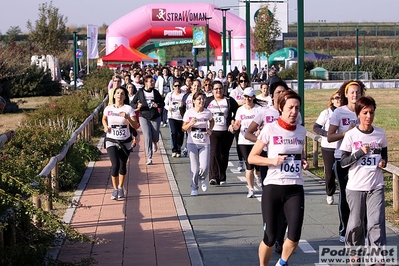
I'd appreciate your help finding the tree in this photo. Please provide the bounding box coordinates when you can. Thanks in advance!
[252,4,282,59]
[27,1,69,56]
[6,26,22,39]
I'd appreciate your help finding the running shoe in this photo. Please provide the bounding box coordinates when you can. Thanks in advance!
[181,148,188,157]
[111,189,118,200]
[118,188,124,199]
[247,189,255,198]
[190,189,198,196]
[152,142,158,153]
[275,259,289,266]
[237,161,245,172]
[172,152,177,157]
[339,236,345,243]
[327,195,334,205]
[220,181,226,185]
[146,159,153,165]
[209,179,217,185]
[201,180,208,192]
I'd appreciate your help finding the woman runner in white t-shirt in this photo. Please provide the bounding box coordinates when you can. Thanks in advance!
[327,80,366,243]
[313,90,341,205]
[248,90,308,266]
[230,87,261,198]
[164,80,185,157]
[182,92,214,196]
[340,96,388,251]
[102,86,139,200]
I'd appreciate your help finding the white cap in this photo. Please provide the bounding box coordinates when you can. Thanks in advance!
[243,87,255,97]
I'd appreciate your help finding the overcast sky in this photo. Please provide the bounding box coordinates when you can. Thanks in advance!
[1,0,398,33]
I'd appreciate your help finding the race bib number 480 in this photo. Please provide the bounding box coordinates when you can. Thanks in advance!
[191,130,206,144]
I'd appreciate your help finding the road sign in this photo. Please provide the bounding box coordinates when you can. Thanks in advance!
[76,49,83,59]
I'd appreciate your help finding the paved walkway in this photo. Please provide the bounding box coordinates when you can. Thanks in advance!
[56,130,195,265]
[53,127,399,266]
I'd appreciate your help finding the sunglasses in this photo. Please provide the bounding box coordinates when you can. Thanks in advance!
[239,80,248,83]
[174,84,181,87]
[204,84,210,86]
[333,96,341,100]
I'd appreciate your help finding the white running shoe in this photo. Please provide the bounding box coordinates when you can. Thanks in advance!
[339,236,345,243]
[152,142,158,153]
[247,189,255,198]
[191,189,198,196]
[327,195,334,205]
[201,180,208,192]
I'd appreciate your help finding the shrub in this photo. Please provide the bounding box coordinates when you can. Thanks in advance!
[82,67,113,99]
[0,93,103,264]
[11,65,62,97]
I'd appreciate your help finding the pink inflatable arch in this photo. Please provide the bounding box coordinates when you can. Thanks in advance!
[106,3,250,61]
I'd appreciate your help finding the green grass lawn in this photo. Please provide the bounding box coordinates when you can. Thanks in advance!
[303,88,399,227]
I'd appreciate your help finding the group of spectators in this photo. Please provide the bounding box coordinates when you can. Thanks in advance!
[103,63,388,266]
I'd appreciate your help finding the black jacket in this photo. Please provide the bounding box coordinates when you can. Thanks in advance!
[131,88,165,121]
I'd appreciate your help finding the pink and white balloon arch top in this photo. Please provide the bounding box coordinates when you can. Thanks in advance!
[106,3,251,61]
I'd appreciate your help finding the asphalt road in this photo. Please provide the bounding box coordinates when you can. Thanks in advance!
[159,126,399,266]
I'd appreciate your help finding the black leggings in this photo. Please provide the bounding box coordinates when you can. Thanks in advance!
[107,145,130,177]
[321,147,336,196]
[238,144,256,170]
[234,130,244,161]
[334,160,350,237]
[261,185,304,246]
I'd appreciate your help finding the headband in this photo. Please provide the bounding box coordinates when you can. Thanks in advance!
[344,81,360,94]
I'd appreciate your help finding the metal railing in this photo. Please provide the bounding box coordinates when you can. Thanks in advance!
[306,131,399,212]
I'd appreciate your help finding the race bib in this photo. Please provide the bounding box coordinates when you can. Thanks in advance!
[279,154,301,179]
[213,112,225,126]
[172,102,179,112]
[191,129,207,144]
[357,154,381,171]
[111,125,128,138]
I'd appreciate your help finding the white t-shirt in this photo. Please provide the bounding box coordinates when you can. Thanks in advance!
[229,87,244,106]
[315,108,339,149]
[104,104,135,141]
[253,106,280,129]
[185,94,194,110]
[165,91,184,120]
[236,104,261,145]
[183,108,213,145]
[329,105,359,159]
[257,121,306,186]
[256,95,272,107]
[340,126,388,191]
[206,98,229,131]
